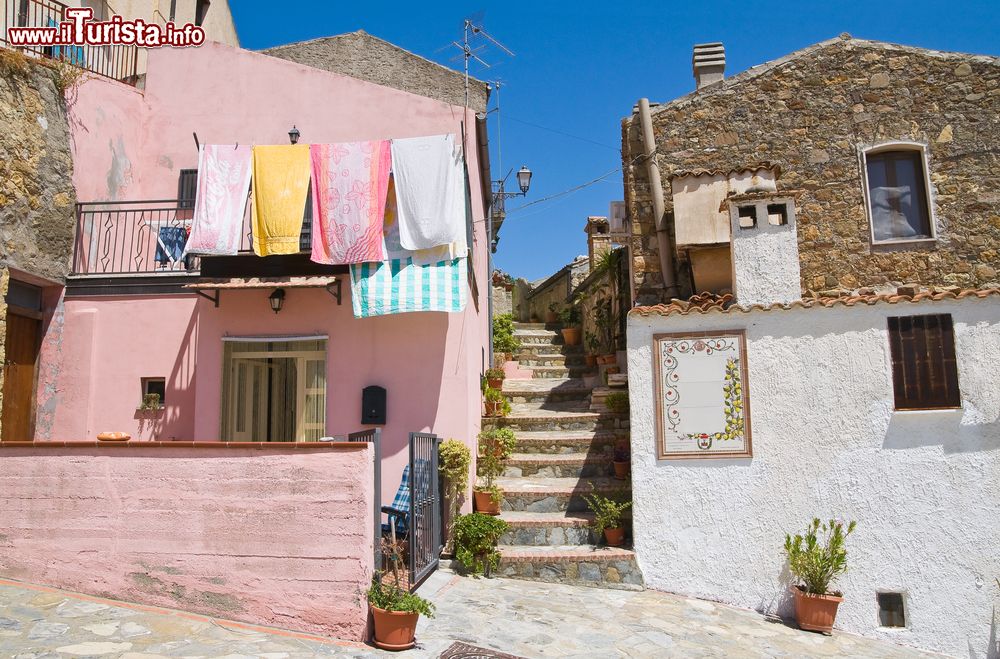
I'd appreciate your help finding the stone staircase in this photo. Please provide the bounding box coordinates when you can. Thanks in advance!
[480,322,642,590]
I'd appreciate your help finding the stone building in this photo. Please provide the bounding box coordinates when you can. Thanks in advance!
[621,35,1000,305]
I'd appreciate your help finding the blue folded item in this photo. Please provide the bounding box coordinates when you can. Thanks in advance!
[155,227,187,264]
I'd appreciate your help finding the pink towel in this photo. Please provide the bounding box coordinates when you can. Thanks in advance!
[184,144,252,256]
[309,141,391,265]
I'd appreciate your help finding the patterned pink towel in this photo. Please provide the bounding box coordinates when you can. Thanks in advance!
[309,141,391,265]
[185,144,252,255]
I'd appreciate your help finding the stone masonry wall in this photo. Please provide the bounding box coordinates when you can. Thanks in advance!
[264,30,489,113]
[0,52,77,436]
[622,36,1000,304]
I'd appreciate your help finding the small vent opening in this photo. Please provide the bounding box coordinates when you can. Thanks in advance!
[877,592,906,628]
[738,205,757,229]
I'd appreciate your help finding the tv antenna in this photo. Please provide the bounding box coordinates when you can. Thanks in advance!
[451,16,514,111]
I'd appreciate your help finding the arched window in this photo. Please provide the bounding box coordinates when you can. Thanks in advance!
[861,144,935,243]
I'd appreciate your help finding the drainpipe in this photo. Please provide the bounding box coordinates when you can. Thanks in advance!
[637,98,679,298]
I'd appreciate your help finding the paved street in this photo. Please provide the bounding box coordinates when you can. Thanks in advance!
[0,573,943,658]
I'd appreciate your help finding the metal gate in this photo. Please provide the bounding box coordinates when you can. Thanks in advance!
[408,432,442,589]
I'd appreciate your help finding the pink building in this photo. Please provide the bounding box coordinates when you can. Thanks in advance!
[6,36,496,638]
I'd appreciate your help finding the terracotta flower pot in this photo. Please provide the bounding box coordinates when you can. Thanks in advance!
[604,527,625,547]
[585,355,597,367]
[613,460,629,480]
[97,432,131,442]
[598,354,616,365]
[791,586,843,634]
[473,489,500,515]
[484,400,501,417]
[605,366,620,375]
[544,311,558,324]
[487,378,504,390]
[371,605,420,651]
[561,327,581,346]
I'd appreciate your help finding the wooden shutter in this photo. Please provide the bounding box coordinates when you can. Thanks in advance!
[177,169,198,209]
[887,314,960,410]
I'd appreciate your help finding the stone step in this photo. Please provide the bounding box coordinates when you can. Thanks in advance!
[497,476,627,512]
[517,332,566,347]
[483,410,611,432]
[512,322,561,331]
[503,378,592,405]
[504,452,613,478]
[517,343,584,357]
[513,430,619,454]
[498,511,595,546]
[518,353,587,368]
[527,365,590,379]
[497,545,644,590]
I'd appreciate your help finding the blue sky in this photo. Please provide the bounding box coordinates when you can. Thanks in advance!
[232,0,1000,282]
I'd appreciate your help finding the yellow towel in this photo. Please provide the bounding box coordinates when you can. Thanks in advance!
[251,145,311,256]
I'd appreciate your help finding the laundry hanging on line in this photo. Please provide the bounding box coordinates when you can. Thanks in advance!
[309,140,392,265]
[250,144,311,256]
[184,144,253,256]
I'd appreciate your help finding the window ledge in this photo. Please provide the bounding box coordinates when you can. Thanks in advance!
[892,406,962,415]
[136,406,165,412]
[871,238,937,252]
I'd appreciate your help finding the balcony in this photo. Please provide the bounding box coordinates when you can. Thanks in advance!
[1,0,140,86]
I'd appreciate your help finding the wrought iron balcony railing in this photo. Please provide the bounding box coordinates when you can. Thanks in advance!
[1,0,140,86]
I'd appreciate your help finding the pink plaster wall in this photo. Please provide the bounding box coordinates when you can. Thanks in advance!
[44,40,490,506]
[0,442,374,641]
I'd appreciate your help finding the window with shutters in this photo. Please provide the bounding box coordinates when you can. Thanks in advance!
[861,143,935,244]
[886,314,960,410]
[177,169,198,209]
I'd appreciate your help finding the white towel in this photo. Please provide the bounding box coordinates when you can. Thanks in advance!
[390,134,467,252]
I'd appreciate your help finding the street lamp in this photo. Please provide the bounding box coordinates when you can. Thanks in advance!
[288,125,301,145]
[490,165,533,254]
[516,165,532,194]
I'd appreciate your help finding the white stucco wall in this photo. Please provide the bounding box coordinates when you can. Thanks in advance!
[730,197,801,306]
[627,296,1000,658]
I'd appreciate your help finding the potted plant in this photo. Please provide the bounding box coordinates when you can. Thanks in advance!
[557,304,582,346]
[473,427,516,515]
[453,513,509,577]
[545,303,559,324]
[439,439,471,551]
[483,387,509,418]
[367,538,435,650]
[485,367,505,391]
[492,313,521,362]
[583,488,631,547]
[584,332,599,367]
[604,391,629,415]
[612,440,630,481]
[139,392,161,411]
[784,518,857,634]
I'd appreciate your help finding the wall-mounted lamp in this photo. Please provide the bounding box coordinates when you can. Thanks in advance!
[288,125,301,145]
[516,165,532,194]
[268,288,285,313]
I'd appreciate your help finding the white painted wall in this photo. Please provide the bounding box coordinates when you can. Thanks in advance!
[729,196,801,306]
[627,296,1000,658]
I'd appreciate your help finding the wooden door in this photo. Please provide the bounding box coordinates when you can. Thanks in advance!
[1,311,41,441]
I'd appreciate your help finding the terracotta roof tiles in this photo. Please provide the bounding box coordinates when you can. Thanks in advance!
[630,288,1000,318]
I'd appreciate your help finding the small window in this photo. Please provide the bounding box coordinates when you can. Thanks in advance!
[738,206,757,229]
[766,203,788,226]
[141,378,166,406]
[864,148,932,242]
[177,169,198,209]
[877,592,906,628]
[6,280,43,311]
[887,314,960,410]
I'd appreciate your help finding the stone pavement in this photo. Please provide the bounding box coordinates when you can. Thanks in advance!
[0,572,944,658]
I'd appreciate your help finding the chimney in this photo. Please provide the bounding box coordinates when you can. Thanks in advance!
[693,42,725,89]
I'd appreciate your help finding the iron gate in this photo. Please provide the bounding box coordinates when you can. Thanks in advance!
[408,432,442,589]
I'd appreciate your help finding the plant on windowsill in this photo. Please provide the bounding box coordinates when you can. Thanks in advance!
[557,303,582,346]
[485,367,506,391]
[583,486,631,547]
[453,512,509,578]
[367,537,435,651]
[483,386,509,418]
[139,393,162,412]
[438,438,471,552]
[473,427,516,515]
[784,518,857,635]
